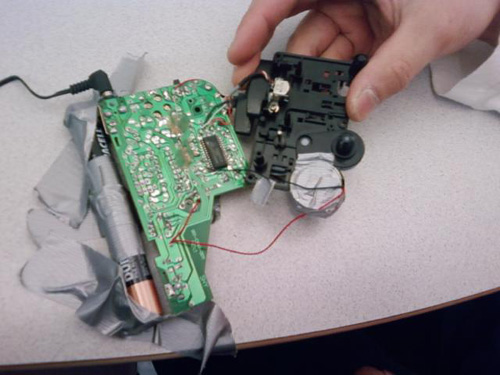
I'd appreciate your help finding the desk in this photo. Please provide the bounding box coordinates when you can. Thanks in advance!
[1,0,500,370]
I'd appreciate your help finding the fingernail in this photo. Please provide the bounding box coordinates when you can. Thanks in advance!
[353,88,379,120]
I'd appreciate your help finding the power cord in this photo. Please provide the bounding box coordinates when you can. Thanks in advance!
[0,70,113,99]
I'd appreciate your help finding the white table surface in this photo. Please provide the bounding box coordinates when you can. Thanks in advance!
[1,0,500,368]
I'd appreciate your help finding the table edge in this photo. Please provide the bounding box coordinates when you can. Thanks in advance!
[2,285,499,371]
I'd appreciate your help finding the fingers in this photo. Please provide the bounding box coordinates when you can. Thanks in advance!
[286,10,341,56]
[318,0,373,56]
[287,1,373,59]
[231,54,262,85]
[347,0,500,121]
[321,34,354,60]
[347,22,443,121]
[228,0,313,66]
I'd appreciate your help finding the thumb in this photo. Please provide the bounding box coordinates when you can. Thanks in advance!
[347,22,442,121]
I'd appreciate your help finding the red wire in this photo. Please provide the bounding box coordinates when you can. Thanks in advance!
[170,188,345,256]
[212,117,230,126]
[174,78,199,89]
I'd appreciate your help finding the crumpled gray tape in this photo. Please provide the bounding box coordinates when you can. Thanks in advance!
[27,208,101,247]
[20,233,233,362]
[110,52,147,97]
[24,53,235,369]
[35,53,146,228]
[35,140,90,228]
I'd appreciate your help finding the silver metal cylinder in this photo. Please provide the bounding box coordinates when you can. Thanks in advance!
[289,153,345,217]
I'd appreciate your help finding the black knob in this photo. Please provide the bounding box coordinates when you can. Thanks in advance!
[334,133,356,159]
[349,54,369,84]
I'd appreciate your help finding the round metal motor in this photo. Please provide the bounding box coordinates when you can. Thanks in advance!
[289,153,345,217]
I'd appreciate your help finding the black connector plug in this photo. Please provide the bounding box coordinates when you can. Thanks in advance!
[70,70,113,96]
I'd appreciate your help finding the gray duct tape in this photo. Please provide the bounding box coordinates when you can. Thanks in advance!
[35,53,147,228]
[27,208,101,247]
[23,53,235,370]
[20,233,234,361]
[34,140,90,227]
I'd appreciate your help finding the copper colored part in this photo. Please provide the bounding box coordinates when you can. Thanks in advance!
[127,280,162,315]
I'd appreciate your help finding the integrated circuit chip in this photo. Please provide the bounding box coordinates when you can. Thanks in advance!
[202,135,227,170]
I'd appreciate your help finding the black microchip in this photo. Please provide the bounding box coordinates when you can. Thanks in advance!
[202,135,227,170]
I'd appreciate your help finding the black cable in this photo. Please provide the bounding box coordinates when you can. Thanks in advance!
[0,76,70,99]
[0,70,113,100]
[231,168,343,191]
[286,178,343,191]
[237,71,269,89]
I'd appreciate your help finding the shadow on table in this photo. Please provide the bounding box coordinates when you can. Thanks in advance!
[155,290,500,375]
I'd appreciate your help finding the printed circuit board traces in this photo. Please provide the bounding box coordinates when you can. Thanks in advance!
[98,79,247,314]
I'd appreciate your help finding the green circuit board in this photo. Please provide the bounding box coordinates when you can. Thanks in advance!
[98,79,247,314]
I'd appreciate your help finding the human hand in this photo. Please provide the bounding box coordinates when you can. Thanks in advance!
[228,0,500,121]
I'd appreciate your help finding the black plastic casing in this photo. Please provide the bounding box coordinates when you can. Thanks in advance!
[233,52,368,190]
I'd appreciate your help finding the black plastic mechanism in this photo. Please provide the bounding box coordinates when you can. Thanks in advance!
[233,52,368,190]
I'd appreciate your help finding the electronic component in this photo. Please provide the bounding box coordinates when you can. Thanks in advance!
[267,77,291,113]
[234,52,367,183]
[233,52,368,215]
[202,135,227,170]
[289,153,344,217]
[98,79,248,314]
[88,150,163,315]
